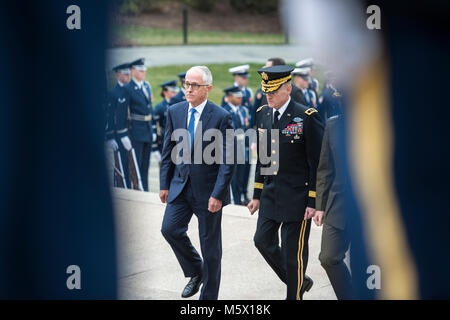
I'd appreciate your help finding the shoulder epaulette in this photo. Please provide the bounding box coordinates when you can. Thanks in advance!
[256,104,267,113]
[305,108,318,116]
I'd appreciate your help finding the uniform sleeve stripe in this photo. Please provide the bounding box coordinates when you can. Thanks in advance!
[254,182,264,190]
[308,190,316,198]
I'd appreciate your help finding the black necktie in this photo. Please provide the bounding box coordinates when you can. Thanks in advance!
[273,110,280,128]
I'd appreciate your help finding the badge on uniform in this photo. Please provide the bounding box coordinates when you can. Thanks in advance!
[282,122,303,136]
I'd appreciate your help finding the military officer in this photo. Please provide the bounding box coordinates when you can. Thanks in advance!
[317,72,343,123]
[247,65,324,300]
[170,71,187,104]
[123,58,155,191]
[296,58,320,98]
[223,86,246,205]
[106,62,132,188]
[154,80,179,157]
[292,67,317,108]
[253,58,306,128]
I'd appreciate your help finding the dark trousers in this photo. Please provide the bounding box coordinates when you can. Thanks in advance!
[241,161,251,201]
[161,179,223,300]
[319,223,353,299]
[254,215,311,300]
[133,141,151,191]
[231,164,245,205]
[118,142,130,189]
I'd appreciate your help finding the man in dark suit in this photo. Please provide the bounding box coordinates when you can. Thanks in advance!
[124,58,155,191]
[159,66,235,300]
[248,65,324,300]
[313,114,352,299]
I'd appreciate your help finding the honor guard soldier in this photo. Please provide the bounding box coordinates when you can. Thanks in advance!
[292,67,318,108]
[317,71,343,123]
[170,71,187,104]
[106,62,132,188]
[223,86,248,205]
[154,80,179,161]
[124,58,156,191]
[247,65,324,300]
[296,58,320,98]
[221,64,253,110]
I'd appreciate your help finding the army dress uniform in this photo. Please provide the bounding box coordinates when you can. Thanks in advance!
[252,65,324,300]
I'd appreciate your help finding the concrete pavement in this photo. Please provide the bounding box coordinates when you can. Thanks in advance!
[113,188,337,300]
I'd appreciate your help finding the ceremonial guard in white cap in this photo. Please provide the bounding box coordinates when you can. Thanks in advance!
[123,58,156,191]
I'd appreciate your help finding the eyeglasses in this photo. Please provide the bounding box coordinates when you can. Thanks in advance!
[183,82,209,90]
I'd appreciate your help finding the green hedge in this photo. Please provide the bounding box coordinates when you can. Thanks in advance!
[117,0,279,15]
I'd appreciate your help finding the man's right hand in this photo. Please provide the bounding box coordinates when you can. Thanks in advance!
[313,210,325,226]
[247,199,260,215]
[121,136,132,151]
[159,190,169,203]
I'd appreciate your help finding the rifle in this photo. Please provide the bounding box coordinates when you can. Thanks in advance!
[129,148,144,191]
[113,150,127,188]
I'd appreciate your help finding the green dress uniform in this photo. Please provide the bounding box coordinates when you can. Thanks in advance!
[252,65,324,300]
[316,115,353,299]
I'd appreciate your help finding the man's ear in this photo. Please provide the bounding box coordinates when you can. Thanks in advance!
[207,85,213,93]
[286,83,292,94]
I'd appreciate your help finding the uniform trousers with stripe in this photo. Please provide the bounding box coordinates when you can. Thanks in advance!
[254,215,311,300]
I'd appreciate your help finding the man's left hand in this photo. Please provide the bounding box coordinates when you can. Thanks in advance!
[304,207,316,220]
[208,197,222,213]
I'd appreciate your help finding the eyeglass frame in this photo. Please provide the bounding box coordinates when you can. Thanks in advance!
[183,82,210,90]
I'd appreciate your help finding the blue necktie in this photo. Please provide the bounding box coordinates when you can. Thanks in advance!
[188,108,196,148]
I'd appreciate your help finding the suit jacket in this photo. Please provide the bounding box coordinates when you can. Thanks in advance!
[124,79,154,143]
[252,100,324,222]
[316,115,347,230]
[160,100,235,207]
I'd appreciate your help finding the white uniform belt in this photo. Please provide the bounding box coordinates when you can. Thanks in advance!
[130,114,152,121]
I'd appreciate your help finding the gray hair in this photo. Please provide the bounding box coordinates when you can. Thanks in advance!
[187,65,213,85]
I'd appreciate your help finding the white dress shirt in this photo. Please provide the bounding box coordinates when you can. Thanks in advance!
[273,96,291,121]
[187,99,207,131]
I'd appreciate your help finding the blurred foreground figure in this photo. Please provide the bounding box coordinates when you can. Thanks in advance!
[0,1,117,298]
[284,0,450,299]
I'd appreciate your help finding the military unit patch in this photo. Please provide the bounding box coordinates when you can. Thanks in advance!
[305,108,318,116]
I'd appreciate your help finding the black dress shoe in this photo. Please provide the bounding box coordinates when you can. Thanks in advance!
[300,275,314,298]
[181,275,203,298]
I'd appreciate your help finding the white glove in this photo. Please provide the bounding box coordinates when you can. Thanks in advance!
[152,150,162,163]
[107,139,118,151]
[121,136,132,151]
[153,133,157,142]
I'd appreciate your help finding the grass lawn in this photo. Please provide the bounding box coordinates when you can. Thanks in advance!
[107,62,325,107]
[112,25,285,46]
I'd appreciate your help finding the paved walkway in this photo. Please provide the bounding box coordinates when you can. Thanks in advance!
[113,188,337,300]
[107,44,311,68]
